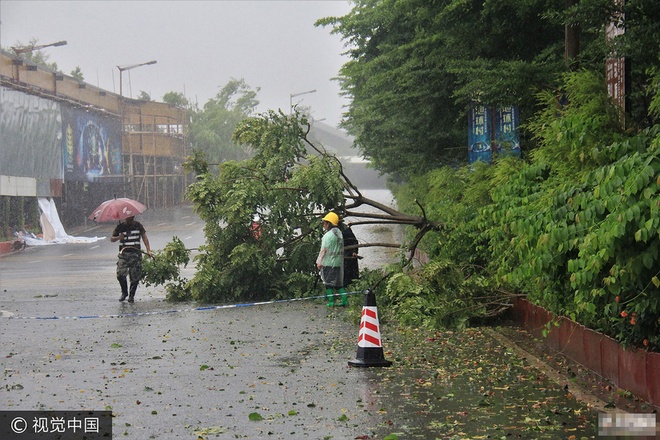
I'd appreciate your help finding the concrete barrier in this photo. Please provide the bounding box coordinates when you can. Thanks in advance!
[0,240,22,256]
[511,297,660,408]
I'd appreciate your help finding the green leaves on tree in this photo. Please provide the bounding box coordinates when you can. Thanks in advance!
[392,70,660,350]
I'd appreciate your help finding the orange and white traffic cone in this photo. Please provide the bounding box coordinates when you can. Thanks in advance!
[348,289,392,367]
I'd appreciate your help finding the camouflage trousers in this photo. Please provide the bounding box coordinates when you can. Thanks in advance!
[116,249,143,282]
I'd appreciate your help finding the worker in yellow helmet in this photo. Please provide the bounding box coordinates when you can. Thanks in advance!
[316,211,349,307]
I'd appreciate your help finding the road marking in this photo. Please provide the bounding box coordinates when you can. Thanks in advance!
[89,245,100,250]
[185,222,196,227]
[184,236,193,240]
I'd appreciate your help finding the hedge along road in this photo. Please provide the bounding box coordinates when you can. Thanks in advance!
[0,204,604,439]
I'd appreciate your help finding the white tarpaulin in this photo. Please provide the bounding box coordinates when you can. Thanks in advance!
[26,198,104,245]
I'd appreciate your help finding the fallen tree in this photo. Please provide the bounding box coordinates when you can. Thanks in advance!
[143,110,441,303]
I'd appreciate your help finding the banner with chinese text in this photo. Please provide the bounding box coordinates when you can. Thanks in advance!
[493,106,521,158]
[468,105,492,164]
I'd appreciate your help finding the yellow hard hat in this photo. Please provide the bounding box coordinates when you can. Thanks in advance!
[322,212,339,226]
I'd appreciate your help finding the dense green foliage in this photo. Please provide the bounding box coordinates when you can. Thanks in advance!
[141,1,660,353]
[316,0,566,175]
[142,237,191,300]
[162,91,189,108]
[189,78,260,165]
[146,108,436,305]
[392,70,660,350]
[313,0,660,350]
[175,111,346,303]
[318,0,660,177]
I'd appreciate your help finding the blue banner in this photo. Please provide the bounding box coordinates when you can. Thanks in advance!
[468,105,492,164]
[494,106,520,158]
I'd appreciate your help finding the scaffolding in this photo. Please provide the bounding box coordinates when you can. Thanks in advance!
[0,49,191,226]
[120,100,190,209]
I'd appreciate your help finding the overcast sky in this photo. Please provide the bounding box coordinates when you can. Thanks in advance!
[0,0,353,127]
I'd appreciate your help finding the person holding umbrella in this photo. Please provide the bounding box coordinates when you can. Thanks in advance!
[110,216,152,302]
[89,197,151,303]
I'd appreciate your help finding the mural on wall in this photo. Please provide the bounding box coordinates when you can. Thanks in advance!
[61,106,122,181]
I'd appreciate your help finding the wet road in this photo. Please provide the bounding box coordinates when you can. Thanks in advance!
[1,202,606,439]
[0,205,207,318]
[0,204,401,439]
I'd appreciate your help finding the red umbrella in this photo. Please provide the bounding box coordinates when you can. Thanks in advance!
[88,198,146,222]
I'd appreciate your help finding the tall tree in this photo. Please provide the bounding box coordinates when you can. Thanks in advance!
[328,0,660,178]
[162,91,190,108]
[189,78,260,164]
[318,0,625,177]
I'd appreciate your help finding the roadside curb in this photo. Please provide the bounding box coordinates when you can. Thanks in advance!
[510,297,660,409]
[0,241,11,255]
[0,240,24,256]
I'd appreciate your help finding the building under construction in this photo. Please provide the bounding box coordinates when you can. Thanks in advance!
[0,49,190,236]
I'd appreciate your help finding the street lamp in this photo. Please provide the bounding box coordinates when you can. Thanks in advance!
[289,89,316,115]
[12,40,67,56]
[117,60,157,98]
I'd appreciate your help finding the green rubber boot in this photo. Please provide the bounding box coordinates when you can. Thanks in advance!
[339,287,349,306]
[325,288,335,307]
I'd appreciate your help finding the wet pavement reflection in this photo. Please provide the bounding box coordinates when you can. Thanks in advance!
[1,199,603,438]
